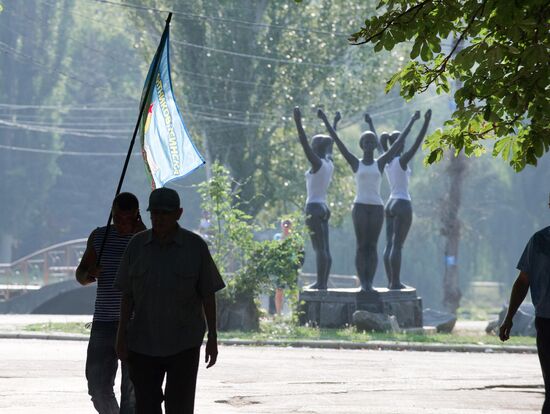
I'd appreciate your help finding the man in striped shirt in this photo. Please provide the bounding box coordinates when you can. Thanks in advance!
[76,192,145,414]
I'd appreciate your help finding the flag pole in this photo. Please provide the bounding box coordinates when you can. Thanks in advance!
[96,12,173,266]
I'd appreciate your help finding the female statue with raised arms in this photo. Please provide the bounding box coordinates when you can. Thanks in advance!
[317,109,422,292]
[294,106,334,290]
[382,109,432,289]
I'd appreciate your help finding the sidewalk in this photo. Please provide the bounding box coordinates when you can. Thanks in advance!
[0,337,543,414]
[0,314,536,354]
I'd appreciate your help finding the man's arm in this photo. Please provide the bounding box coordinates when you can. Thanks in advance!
[75,230,100,285]
[116,294,133,361]
[203,293,218,368]
[114,242,133,360]
[499,271,530,341]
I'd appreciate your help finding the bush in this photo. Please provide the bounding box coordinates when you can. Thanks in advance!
[198,163,304,330]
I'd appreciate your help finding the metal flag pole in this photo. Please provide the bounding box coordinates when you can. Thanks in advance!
[96,12,173,266]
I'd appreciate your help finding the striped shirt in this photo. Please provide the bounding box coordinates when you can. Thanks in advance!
[92,226,133,322]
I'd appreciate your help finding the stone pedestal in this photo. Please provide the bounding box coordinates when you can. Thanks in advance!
[299,287,422,328]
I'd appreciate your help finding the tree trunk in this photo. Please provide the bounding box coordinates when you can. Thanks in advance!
[441,150,467,314]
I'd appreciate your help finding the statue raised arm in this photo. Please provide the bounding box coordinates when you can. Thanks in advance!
[400,109,431,168]
[294,107,323,173]
[364,112,384,153]
[383,110,430,290]
[294,106,333,290]
[318,108,359,172]
[333,111,342,130]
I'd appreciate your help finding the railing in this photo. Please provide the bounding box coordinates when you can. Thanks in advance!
[0,238,360,301]
[0,238,87,300]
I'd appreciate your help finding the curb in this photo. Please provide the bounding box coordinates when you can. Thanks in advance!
[0,332,89,341]
[0,332,537,354]
[218,339,536,354]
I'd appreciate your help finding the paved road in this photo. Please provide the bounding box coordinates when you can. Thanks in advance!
[0,338,544,413]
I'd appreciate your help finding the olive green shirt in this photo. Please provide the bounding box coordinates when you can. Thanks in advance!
[115,226,225,357]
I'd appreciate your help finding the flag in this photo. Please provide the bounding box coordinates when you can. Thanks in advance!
[139,22,204,189]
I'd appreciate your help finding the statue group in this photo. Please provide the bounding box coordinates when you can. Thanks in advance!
[294,107,432,293]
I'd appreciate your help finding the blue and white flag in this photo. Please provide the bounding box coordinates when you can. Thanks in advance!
[139,24,204,189]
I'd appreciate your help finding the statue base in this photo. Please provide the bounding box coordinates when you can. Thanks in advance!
[299,287,423,328]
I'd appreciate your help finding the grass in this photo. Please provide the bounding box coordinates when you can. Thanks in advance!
[22,318,536,347]
[218,318,536,346]
[24,322,90,335]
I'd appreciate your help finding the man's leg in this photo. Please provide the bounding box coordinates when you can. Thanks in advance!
[119,360,136,414]
[127,351,165,414]
[164,347,201,414]
[85,322,119,414]
[536,317,550,413]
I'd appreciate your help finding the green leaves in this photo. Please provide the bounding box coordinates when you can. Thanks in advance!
[197,161,308,303]
[198,162,305,302]
[493,136,515,161]
[426,148,444,164]
[410,40,421,59]
[350,0,550,170]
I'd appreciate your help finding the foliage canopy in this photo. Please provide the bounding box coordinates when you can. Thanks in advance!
[349,0,550,170]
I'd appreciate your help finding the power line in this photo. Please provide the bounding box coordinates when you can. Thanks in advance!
[87,0,353,37]
[27,0,454,114]
[0,143,140,156]
[0,101,284,122]
[41,0,347,69]
[0,93,447,139]
[180,70,274,88]
[0,95,447,155]
[0,119,129,139]
[171,38,341,69]
[0,41,99,88]
[0,103,135,111]
[0,117,134,128]
[38,0,297,88]
[2,5,139,84]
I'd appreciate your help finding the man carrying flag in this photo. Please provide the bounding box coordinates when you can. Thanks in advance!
[113,14,224,414]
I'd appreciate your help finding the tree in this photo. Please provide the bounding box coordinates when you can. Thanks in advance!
[350,0,550,171]
[43,1,148,246]
[0,0,74,261]
[0,1,150,259]
[128,0,403,219]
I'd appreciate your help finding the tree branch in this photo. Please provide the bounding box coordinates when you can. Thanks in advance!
[472,114,522,138]
[417,0,488,92]
[349,0,432,45]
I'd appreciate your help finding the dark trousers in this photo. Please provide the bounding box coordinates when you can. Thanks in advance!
[86,321,135,414]
[128,347,201,414]
[536,317,550,414]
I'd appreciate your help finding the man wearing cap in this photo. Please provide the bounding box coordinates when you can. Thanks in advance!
[115,187,225,414]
